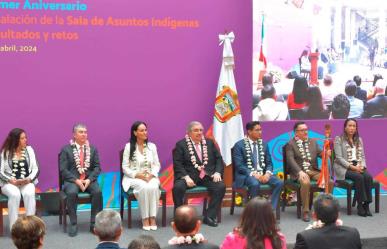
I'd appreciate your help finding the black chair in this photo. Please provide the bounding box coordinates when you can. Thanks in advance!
[171,148,222,223]
[229,148,280,219]
[58,154,92,232]
[119,150,166,228]
[335,179,380,215]
[281,143,323,218]
[0,188,42,236]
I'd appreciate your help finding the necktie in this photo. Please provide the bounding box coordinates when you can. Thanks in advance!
[195,143,202,161]
[79,146,85,180]
[253,142,258,170]
[195,143,205,179]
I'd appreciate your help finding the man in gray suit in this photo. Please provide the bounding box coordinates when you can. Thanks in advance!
[59,123,103,236]
[286,121,334,222]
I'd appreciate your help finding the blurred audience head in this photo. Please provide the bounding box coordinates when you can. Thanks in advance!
[292,76,309,104]
[353,75,362,87]
[262,73,273,87]
[306,86,324,112]
[172,205,200,236]
[344,80,357,97]
[323,75,333,86]
[374,79,387,95]
[128,235,160,249]
[373,74,383,86]
[94,210,122,242]
[11,215,46,249]
[261,85,276,100]
[238,197,283,249]
[300,49,308,57]
[332,94,350,119]
[313,193,340,225]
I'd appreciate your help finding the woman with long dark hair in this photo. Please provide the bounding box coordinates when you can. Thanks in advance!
[334,118,373,217]
[221,197,286,249]
[121,121,161,230]
[287,76,308,110]
[303,86,330,119]
[0,128,39,230]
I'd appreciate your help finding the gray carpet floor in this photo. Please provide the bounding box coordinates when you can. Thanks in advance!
[1,196,386,249]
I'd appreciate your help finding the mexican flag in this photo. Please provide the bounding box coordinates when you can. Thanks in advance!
[213,32,244,165]
[259,14,267,68]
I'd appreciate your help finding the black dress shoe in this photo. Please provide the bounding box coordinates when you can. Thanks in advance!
[203,217,218,227]
[68,224,78,237]
[363,203,373,217]
[357,204,367,217]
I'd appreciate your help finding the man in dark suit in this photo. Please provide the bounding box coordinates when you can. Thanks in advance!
[172,121,225,227]
[164,205,219,249]
[294,194,361,249]
[232,121,283,209]
[59,123,103,236]
[94,210,125,249]
[353,75,367,102]
[363,79,387,118]
[286,121,334,222]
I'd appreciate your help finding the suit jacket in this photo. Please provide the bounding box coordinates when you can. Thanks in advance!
[96,242,125,249]
[333,135,366,180]
[363,95,387,118]
[232,139,273,188]
[294,224,361,249]
[121,142,160,192]
[164,242,219,249]
[286,138,322,179]
[0,146,40,187]
[355,87,367,102]
[173,138,223,183]
[59,144,101,183]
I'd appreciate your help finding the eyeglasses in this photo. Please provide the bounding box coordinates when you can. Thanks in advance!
[296,129,308,132]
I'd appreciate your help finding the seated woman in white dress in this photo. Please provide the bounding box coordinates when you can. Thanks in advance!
[122,121,161,231]
[0,128,39,230]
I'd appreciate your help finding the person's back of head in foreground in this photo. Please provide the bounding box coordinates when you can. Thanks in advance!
[11,215,46,249]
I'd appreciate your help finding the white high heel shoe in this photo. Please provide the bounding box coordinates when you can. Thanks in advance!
[142,226,151,231]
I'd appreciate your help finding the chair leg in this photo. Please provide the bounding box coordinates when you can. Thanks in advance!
[162,193,166,227]
[59,200,63,225]
[309,190,314,210]
[281,188,286,212]
[0,207,4,236]
[374,182,380,213]
[230,190,236,215]
[347,187,352,215]
[127,199,132,229]
[120,193,124,219]
[36,200,42,217]
[296,189,301,219]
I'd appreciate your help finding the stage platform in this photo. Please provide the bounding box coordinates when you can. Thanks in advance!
[1,196,386,249]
